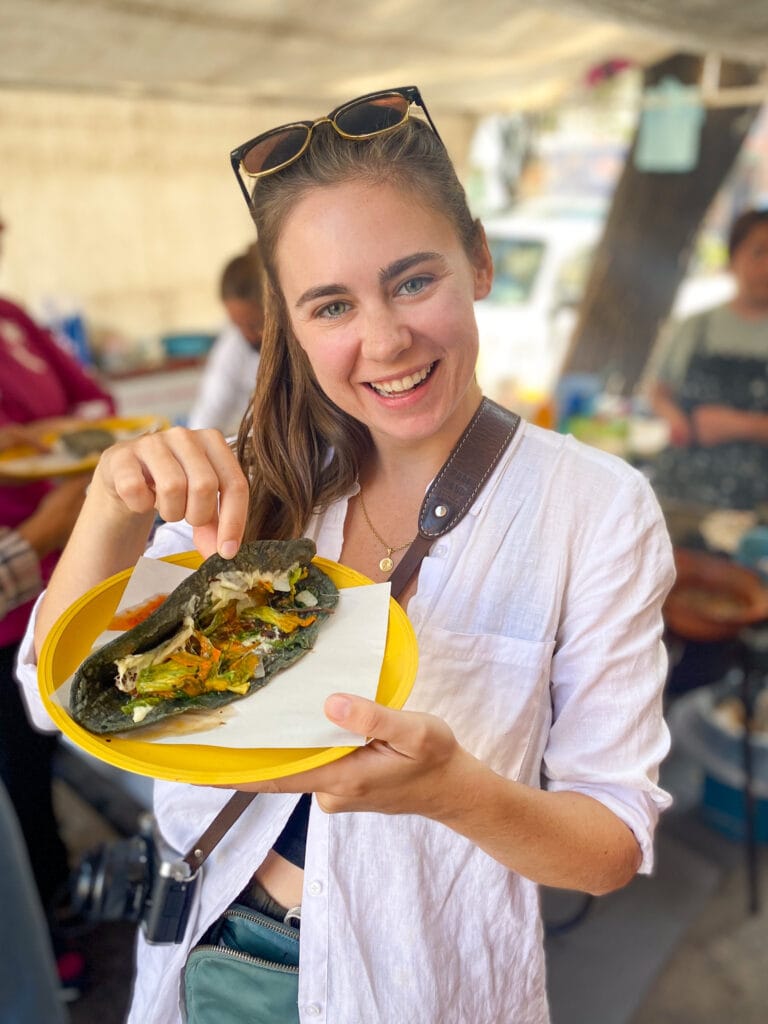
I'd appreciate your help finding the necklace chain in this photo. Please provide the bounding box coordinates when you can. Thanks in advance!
[358,489,416,573]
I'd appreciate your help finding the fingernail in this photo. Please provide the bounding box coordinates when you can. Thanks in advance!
[325,695,352,722]
[220,541,238,559]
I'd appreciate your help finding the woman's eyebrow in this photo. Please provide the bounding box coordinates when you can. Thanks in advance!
[380,252,443,283]
[293,252,444,309]
[294,283,348,309]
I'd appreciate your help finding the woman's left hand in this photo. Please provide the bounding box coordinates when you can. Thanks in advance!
[229,695,472,820]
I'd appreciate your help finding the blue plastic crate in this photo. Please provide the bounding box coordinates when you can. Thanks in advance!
[161,332,216,359]
[700,774,768,844]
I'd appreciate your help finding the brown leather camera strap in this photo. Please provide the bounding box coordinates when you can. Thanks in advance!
[183,397,520,871]
[388,397,520,597]
[184,790,258,871]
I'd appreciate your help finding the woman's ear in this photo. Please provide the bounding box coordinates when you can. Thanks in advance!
[472,224,494,301]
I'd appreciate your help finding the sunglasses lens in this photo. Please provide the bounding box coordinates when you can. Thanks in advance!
[241,126,311,176]
[334,94,410,136]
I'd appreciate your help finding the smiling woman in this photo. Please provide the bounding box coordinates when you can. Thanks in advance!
[16,86,676,1024]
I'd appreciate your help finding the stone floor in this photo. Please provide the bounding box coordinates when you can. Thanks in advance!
[545,781,768,1024]
[627,755,768,1024]
[631,850,768,1024]
[51,741,768,1024]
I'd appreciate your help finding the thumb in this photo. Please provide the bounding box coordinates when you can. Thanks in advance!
[325,693,416,753]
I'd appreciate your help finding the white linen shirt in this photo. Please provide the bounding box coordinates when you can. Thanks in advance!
[16,420,675,1024]
[186,323,261,435]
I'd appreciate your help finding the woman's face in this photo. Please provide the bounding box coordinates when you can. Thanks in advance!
[274,179,492,451]
[731,221,768,310]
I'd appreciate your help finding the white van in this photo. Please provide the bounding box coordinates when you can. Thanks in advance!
[474,205,735,406]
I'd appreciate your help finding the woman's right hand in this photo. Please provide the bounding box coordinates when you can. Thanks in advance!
[34,428,249,654]
[93,426,250,558]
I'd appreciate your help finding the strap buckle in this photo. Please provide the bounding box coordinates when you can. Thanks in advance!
[283,905,302,930]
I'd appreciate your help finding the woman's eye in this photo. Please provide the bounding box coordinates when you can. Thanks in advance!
[398,275,431,296]
[318,300,350,319]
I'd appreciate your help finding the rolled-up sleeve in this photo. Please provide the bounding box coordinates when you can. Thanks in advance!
[14,592,58,732]
[544,472,676,873]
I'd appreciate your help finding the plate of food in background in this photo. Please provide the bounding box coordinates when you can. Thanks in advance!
[0,415,169,479]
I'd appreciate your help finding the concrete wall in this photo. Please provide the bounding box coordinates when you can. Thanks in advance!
[0,89,261,352]
[0,89,476,360]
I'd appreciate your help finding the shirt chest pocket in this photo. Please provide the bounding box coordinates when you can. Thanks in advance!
[408,626,556,781]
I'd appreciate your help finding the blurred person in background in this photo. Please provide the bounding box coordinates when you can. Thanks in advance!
[186,243,265,435]
[645,207,768,511]
[0,445,91,620]
[0,518,73,1017]
[1,209,116,999]
[0,439,93,1002]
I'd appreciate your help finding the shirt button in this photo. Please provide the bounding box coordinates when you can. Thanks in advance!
[306,1004,322,1017]
[433,543,447,557]
[308,880,323,896]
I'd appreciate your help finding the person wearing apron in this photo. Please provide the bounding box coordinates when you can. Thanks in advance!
[647,207,768,512]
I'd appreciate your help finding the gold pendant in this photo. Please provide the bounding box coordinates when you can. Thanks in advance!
[379,555,394,574]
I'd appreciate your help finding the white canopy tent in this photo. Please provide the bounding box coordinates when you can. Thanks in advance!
[0,0,765,344]
[1,1,766,113]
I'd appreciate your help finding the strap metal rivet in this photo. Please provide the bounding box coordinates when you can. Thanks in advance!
[435,505,448,518]
[194,848,204,861]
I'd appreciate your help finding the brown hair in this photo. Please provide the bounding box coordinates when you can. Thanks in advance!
[219,243,266,304]
[236,116,483,541]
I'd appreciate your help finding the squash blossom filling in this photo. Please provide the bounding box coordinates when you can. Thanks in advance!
[113,562,322,723]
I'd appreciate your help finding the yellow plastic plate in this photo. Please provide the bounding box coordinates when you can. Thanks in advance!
[38,553,418,783]
[0,415,168,479]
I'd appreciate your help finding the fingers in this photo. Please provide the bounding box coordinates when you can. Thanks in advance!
[95,427,249,557]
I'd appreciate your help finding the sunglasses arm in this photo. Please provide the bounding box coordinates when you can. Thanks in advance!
[231,154,256,214]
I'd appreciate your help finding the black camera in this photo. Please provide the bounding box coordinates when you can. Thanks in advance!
[68,812,199,944]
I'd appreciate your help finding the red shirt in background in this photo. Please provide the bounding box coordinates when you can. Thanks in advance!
[0,296,116,645]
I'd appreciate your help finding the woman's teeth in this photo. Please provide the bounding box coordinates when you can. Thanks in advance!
[369,363,434,396]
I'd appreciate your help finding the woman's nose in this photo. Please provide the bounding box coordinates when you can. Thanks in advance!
[359,305,412,361]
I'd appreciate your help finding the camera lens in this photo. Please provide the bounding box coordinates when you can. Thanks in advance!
[71,836,151,923]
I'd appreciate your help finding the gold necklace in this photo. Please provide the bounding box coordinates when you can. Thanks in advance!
[358,489,416,574]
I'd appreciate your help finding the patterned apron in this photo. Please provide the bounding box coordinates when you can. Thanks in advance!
[651,315,768,510]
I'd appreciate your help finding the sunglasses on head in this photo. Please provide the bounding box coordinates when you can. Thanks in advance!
[230,86,442,212]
